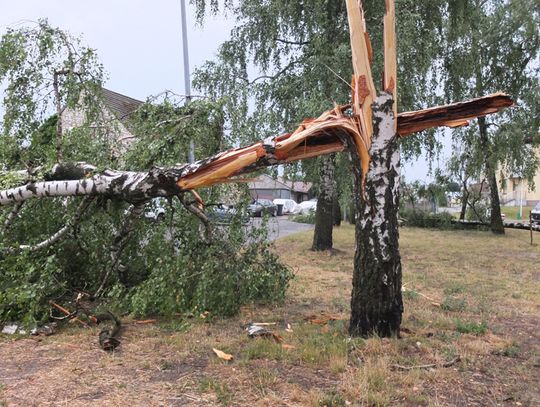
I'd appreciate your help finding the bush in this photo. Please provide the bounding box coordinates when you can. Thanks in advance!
[441,296,467,312]
[466,203,489,223]
[290,210,316,224]
[400,208,454,229]
[455,319,487,335]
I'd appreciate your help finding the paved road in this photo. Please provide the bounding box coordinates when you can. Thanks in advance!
[249,216,314,241]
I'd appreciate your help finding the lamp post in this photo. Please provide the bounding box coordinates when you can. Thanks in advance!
[180,0,195,163]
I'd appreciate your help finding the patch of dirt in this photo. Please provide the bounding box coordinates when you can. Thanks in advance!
[150,357,209,383]
[252,359,339,391]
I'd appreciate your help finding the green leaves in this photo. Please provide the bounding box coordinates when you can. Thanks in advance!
[0,19,105,168]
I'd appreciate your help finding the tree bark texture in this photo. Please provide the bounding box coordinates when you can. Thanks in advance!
[333,194,342,227]
[459,189,468,220]
[349,93,403,338]
[478,117,505,234]
[312,154,336,251]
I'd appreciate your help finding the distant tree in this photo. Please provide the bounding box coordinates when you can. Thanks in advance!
[0,19,105,166]
[442,0,540,233]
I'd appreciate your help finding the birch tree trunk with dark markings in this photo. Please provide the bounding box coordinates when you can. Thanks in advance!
[349,93,403,337]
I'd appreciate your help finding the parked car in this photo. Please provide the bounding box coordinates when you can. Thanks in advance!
[207,203,250,224]
[531,201,540,224]
[297,199,317,214]
[248,199,277,217]
[144,198,167,221]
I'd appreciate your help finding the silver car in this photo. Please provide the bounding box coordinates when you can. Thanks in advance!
[248,199,277,217]
[531,201,540,224]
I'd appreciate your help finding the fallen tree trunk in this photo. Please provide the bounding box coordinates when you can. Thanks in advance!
[0,93,513,207]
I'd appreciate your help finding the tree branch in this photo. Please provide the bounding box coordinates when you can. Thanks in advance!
[3,202,24,231]
[178,193,212,242]
[275,38,310,46]
[247,57,309,84]
[94,201,147,297]
[11,197,94,253]
[0,93,513,207]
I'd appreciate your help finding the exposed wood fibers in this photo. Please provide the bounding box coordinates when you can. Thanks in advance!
[177,92,512,192]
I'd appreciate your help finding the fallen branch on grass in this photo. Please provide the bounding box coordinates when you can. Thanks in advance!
[390,356,461,371]
[401,286,441,307]
[49,300,89,327]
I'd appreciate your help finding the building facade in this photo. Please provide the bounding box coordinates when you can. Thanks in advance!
[248,174,313,202]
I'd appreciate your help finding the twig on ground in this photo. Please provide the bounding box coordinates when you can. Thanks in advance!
[49,300,89,327]
[390,356,461,371]
[402,285,441,307]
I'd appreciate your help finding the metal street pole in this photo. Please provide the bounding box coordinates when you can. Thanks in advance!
[180,0,195,163]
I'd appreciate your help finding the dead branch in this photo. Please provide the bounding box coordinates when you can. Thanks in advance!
[390,356,461,371]
[0,94,512,208]
[96,311,121,351]
[49,300,89,327]
[397,93,513,136]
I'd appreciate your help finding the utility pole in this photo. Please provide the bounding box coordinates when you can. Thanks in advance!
[180,0,195,163]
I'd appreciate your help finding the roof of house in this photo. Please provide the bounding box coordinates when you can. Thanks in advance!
[248,174,313,193]
[248,174,290,190]
[101,88,144,123]
[278,177,313,194]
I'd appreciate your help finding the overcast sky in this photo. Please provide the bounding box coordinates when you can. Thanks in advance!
[0,0,446,181]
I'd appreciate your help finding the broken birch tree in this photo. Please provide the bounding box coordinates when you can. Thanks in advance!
[0,0,514,336]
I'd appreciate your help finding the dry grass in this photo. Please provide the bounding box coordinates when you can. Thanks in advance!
[1,225,539,406]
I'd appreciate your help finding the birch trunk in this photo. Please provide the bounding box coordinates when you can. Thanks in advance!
[312,154,336,251]
[0,168,183,206]
[349,93,403,337]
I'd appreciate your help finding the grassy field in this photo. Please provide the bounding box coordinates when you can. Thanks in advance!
[1,226,539,406]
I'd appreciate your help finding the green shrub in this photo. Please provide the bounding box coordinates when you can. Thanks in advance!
[400,208,454,229]
[502,343,520,358]
[290,210,316,224]
[455,319,487,335]
[1,195,293,324]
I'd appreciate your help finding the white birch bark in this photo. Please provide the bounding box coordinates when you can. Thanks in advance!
[349,92,403,337]
[0,168,181,206]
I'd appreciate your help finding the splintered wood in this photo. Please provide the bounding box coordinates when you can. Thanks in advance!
[383,0,397,130]
[397,92,514,136]
[151,0,511,194]
[346,0,377,189]
[176,92,513,192]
